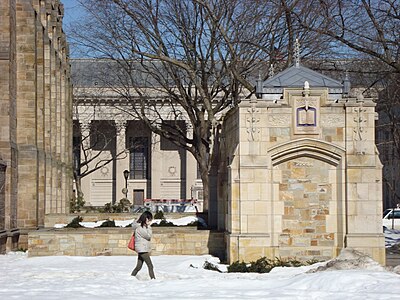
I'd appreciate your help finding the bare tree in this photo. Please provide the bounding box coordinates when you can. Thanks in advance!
[69,0,334,217]
[295,0,400,73]
[376,74,400,208]
[294,0,400,209]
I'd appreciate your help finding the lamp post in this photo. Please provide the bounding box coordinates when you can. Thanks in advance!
[123,169,130,199]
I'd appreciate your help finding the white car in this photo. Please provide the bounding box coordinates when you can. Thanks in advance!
[383,208,400,230]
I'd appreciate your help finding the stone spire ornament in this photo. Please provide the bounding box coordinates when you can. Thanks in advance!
[256,71,263,98]
[268,63,275,78]
[294,38,300,67]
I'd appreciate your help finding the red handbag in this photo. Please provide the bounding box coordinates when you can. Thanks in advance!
[128,234,135,251]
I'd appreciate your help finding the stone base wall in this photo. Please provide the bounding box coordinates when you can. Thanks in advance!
[346,233,386,265]
[227,232,386,265]
[28,228,225,259]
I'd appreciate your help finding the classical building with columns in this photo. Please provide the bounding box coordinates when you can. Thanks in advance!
[72,60,203,211]
[0,0,72,252]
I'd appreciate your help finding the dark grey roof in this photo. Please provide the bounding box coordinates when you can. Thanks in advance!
[263,65,343,89]
[71,59,167,88]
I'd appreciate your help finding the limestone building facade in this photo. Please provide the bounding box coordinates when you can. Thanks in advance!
[0,0,72,252]
[218,61,385,264]
[72,60,203,211]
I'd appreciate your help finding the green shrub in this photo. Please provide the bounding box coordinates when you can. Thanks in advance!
[154,210,165,219]
[248,257,274,273]
[227,261,249,273]
[69,193,85,213]
[66,216,83,228]
[101,202,113,213]
[101,199,131,213]
[99,219,116,227]
[227,257,315,273]
[152,219,176,227]
[287,258,303,267]
[306,258,321,265]
[273,257,292,267]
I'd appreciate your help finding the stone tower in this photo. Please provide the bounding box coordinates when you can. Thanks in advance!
[219,62,385,264]
[0,0,72,252]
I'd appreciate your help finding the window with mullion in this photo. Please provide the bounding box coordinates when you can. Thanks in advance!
[129,137,148,179]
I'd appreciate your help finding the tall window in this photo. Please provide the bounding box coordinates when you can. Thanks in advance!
[129,137,149,179]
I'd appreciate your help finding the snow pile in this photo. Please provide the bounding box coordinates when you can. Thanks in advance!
[54,216,204,228]
[307,248,386,273]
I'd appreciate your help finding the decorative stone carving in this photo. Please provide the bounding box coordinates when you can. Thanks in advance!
[321,114,345,127]
[268,115,291,127]
[115,120,128,133]
[293,97,320,135]
[100,166,109,177]
[168,166,177,176]
[246,106,260,141]
[353,106,367,155]
[294,161,314,168]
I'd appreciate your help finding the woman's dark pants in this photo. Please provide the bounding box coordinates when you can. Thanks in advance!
[131,252,155,279]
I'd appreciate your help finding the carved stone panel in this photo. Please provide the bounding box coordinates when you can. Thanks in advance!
[321,114,345,127]
[293,96,320,135]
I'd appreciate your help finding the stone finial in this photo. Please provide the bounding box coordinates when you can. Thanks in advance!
[343,71,351,96]
[356,93,364,103]
[255,71,263,98]
[303,81,310,98]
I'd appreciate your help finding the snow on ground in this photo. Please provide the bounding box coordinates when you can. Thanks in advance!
[1,224,399,299]
[0,251,400,300]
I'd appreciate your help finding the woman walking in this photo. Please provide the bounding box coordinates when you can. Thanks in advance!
[131,211,155,279]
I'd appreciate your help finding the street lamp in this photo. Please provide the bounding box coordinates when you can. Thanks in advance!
[123,169,130,199]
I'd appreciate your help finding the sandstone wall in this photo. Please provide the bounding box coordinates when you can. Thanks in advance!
[28,228,225,258]
[222,91,385,265]
[0,0,72,252]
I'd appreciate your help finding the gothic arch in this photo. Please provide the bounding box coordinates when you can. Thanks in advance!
[267,138,347,259]
[268,138,345,166]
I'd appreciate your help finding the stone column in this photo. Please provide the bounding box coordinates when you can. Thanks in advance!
[43,7,52,215]
[344,97,385,264]
[35,7,46,226]
[15,0,38,228]
[49,12,58,213]
[60,67,67,213]
[79,121,91,205]
[115,120,128,204]
[151,132,162,199]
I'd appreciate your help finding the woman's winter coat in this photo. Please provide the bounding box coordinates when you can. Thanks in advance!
[132,222,152,253]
